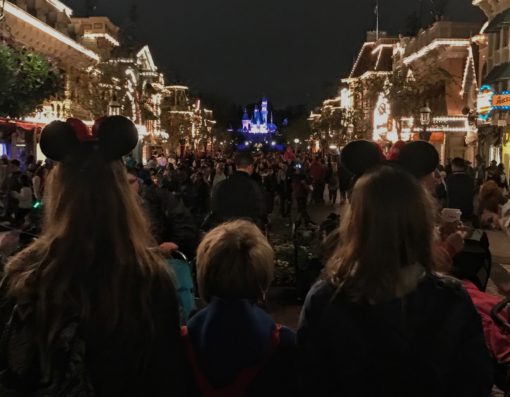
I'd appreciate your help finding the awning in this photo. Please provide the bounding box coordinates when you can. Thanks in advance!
[485,9,510,33]
[483,62,510,84]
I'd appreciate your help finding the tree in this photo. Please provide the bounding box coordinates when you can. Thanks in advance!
[358,62,451,140]
[0,44,63,118]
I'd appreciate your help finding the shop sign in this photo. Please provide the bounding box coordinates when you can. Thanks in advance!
[494,92,510,110]
[478,85,494,121]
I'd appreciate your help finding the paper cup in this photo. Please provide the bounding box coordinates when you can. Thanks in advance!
[441,208,462,223]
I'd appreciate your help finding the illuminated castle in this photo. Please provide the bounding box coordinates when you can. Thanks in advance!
[239,98,278,134]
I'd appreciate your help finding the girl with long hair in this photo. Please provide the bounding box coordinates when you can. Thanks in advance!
[298,165,493,397]
[0,117,183,396]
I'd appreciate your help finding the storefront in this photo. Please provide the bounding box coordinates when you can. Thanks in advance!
[476,85,510,176]
[0,119,41,161]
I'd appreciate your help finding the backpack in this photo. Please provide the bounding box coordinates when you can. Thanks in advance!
[167,252,197,323]
[0,304,95,396]
[181,325,281,397]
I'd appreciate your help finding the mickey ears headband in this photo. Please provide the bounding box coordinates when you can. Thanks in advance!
[341,139,439,179]
[40,116,138,162]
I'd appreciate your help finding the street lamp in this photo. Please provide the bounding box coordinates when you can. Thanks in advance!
[108,96,122,116]
[419,104,432,141]
[294,138,300,152]
[347,123,354,143]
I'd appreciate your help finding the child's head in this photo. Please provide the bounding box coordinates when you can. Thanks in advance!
[196,220,274,302]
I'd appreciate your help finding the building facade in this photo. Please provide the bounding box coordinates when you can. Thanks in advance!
[474,0,510,177]
[314,21,482,164]
[0,0,215,162]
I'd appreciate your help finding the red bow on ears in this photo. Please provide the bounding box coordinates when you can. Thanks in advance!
[66,117,108,142]
[66,118,94,142]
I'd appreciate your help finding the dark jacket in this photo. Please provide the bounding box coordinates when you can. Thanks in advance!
[0,272,185,397]
[446,172,475,218]
[184,298,297,396]
[142,185,198,258]
[298,275,494,397]
[209,171,267,229]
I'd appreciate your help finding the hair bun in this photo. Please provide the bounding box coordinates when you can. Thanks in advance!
[95,116,139,160]
[398,141,439,178]
[40,121,81,162]
[341,140,383,176]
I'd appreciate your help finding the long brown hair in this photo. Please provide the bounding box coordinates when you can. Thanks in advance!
[327,165,435,304]
[5,152,170,348]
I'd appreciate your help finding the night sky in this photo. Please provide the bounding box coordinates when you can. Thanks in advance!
[64,0,484,108]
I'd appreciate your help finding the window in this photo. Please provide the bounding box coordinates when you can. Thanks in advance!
[83,24,92,30]
[504,27,509,48]
[94,23,103,29]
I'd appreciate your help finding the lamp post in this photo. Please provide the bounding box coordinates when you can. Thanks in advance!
[347,123,354,142]
[294,138,300,152]
[108,96,122,116]
[419,104,432,141]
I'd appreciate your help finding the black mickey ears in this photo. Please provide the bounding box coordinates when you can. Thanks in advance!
[341,139,440,179]
[40,121,82,162]
[40,116,139,162]
[341,140,384,176]
[398,141,439,179]
[93,116,139,161]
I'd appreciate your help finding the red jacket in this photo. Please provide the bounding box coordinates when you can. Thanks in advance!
[309,162,325,182]
[463,280,510,363]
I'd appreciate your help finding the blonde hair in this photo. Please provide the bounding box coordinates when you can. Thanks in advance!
[196,220,274,302]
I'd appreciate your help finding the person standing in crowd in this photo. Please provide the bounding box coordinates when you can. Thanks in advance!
[478,180,508,229]
[497,163,508,191]
[212,162,226,188]
[157,152,168,169]
[127,167,198,260]
[486,160,499,183]
[0,117,184,396]
[192,171,211,225]
[11,174,33,227]
[327,163,339,205]
[293,173,312,225]
[338,163,352,204]
[32,166,46,203]
[277,162,293,218]
[208,152,267,230]
[3,160,22,222]
[183,220,297,396]
[310,157,325,204]
[446,157,475,220]
[475,154,486,189]
[261,164,277,216]
[0,156,9,195]
[298,165,493,397]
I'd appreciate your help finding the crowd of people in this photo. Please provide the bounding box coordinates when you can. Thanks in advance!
[0,117,509,396]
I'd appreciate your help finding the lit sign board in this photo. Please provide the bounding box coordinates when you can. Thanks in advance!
[493,92,510,110]
[476,85,510,121]
[477,85,494,121]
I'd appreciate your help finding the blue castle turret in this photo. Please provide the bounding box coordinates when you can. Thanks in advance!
[242,108,250,131]
[238,97,277,135]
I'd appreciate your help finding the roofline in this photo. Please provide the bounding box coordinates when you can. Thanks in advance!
[5,2,99,62]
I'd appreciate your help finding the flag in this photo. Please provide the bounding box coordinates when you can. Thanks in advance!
[374,2,378,15]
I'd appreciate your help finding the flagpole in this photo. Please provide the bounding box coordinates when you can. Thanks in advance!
[376,0,379,40]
